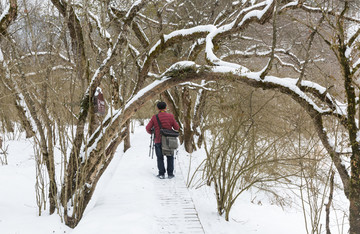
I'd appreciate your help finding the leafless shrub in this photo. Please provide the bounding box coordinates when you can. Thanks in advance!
[0,136,8,165]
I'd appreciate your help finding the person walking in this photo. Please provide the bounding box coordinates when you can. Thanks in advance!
[146,101,180,179]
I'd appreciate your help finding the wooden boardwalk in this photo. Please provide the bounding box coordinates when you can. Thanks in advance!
[154,161,205,234]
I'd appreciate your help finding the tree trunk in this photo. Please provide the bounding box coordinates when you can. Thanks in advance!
[350,152,360,234]
[63,129,127,227]
[193,86,207,148]
[326,171,334,234]
[336,8,360,232]
[1,113,14,133]
[1,77,34,138]
[123,120,131,152]
[182,87,195,153]
[349,186,360,234]
[89,103,97,136]
[43,151,57,214]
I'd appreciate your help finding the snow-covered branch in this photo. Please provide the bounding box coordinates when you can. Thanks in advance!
[20,51,74,65]
[178,81,216,91]
[88,11,112,45]
[0,0,17,36]
[87,59,347,157]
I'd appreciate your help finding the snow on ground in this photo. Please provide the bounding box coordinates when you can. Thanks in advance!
[0,136,71,234]
[0,124,346,233]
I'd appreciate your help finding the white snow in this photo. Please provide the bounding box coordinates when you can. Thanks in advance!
[280,0,298,11]
[238,0,273,26]
[0,123,349,234]
[0,48,4,62]
[126,0,143,19]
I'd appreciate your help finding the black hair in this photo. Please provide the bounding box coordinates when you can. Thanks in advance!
[157,101,167,110]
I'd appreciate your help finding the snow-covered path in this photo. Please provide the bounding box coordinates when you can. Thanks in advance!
[154,166,204,234]
[73,126,204,234]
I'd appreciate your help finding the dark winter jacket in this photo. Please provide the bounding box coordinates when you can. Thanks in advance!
[146,111,180,143]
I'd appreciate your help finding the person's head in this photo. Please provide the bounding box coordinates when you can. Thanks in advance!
[157,101,167,110]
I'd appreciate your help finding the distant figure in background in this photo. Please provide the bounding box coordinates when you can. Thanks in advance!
[94,87,106,116]
[146,101,179,179]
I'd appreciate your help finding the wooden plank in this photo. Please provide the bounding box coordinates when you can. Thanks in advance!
[154,161,205,234]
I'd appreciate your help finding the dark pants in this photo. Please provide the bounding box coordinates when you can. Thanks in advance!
[155,143,174,176]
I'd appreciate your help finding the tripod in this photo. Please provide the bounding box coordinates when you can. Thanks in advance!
[149,128,155,159]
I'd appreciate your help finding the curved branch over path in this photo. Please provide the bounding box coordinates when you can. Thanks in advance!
[77,61,350,225]
[62,0,355,227]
